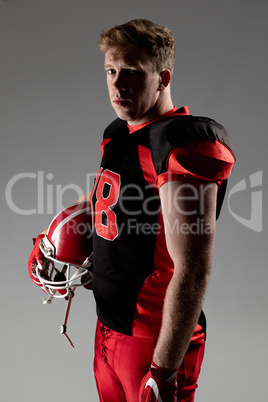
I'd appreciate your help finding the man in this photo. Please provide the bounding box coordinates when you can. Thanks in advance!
[29,19,235,401]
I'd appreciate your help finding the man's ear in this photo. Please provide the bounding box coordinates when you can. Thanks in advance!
[158,70,171,91]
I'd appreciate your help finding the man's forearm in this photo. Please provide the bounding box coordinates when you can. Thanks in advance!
[153,263,211,370]
[155,180,217,370]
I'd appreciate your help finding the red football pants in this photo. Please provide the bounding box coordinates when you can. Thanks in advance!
[93,320,205,402]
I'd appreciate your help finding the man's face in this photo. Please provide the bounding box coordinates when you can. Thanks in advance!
[104,46,163,126]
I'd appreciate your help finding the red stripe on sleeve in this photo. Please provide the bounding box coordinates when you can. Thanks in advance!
[157,139,235,188]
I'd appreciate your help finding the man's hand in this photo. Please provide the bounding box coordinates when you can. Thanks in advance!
[28,233,45,287]
[139,362,178,402]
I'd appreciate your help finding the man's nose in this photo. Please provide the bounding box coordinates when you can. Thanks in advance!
[112,72,126,92]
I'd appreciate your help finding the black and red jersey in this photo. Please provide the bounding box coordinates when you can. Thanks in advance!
[89,107,235,339]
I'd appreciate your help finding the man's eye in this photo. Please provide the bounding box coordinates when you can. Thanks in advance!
[128,69,138,75]
[107,69,116,75]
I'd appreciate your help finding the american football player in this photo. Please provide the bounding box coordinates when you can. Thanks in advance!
[28,19,235,401]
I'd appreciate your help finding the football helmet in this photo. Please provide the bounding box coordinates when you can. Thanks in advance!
[35,201,93,303]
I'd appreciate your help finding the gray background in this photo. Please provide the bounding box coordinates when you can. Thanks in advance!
[1,0,267,401]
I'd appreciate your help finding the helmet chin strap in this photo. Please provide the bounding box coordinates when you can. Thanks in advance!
[60,268,87,348]
[40,258,93,348]
[40,265,79,347]
[60,287,77,348]
[59,264,93,347]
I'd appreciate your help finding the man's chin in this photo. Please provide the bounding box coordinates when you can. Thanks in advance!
[113,106,134,122]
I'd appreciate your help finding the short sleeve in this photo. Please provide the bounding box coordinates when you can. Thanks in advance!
[156,138,236,188]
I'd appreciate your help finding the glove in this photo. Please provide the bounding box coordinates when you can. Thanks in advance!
[139,362,178,402]
[28,233,46,288]
[81,271,93,290]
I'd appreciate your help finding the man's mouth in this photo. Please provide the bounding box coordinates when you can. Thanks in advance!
[113,99,130,106]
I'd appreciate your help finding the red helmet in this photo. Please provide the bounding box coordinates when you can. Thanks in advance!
[36,201,93,302]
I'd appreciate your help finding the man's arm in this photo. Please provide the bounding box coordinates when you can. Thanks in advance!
[153,179,217,369]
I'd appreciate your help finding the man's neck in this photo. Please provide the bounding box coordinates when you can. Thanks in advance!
[127,94,174,126]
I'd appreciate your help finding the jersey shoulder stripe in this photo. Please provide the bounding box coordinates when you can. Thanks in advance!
[148,115,235,175]
[148,115,235,219]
